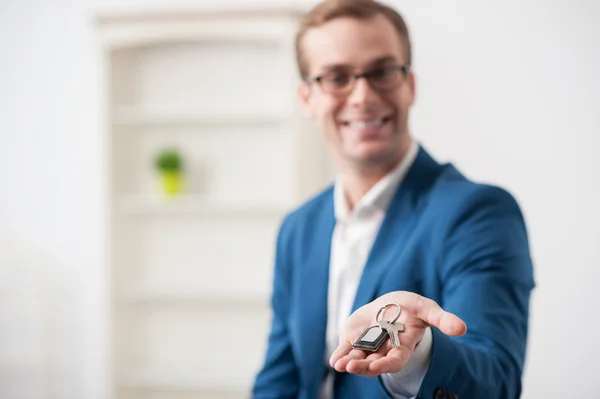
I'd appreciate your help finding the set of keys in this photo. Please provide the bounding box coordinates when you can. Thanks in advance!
[352,302,405,352]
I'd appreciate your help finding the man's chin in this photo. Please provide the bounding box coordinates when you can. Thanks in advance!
[346,149,398,170]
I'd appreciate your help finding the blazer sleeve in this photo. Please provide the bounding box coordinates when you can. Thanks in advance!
[252,216,300,399]
[417,185,535,399]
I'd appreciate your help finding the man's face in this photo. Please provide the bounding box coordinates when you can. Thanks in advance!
[298,14,415,170]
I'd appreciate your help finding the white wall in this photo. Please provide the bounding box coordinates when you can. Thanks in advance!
[0,0,598,398]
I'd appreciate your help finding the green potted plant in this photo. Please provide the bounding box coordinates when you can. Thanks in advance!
[154,148,184,196]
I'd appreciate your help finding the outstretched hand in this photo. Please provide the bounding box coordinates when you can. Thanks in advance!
[329,291,467,377]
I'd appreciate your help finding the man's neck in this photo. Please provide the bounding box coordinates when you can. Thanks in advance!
[341,143,412,211]
[341,164,396,211]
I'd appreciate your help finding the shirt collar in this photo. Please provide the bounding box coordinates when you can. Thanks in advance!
[334,139,420,221]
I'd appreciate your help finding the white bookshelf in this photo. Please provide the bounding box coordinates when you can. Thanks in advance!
[98,9,331,399]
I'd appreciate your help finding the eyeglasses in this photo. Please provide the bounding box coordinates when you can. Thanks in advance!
[305,65,410,96]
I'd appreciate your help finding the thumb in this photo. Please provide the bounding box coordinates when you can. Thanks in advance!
[392,293,467,336]
[435,311,467,336]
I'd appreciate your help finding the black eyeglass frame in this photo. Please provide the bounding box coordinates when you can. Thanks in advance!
[304,64,411,94]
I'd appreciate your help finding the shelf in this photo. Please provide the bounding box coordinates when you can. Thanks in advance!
[98,11,300,49]
[117,285,269,308]
[102,10,317,399]
[112,106,287,129]
[116,194,289,218]
[118,368,251,394]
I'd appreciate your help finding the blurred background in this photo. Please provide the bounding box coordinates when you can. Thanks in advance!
[0,0,598,398]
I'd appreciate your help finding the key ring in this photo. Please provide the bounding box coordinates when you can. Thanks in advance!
[375,302,402,324]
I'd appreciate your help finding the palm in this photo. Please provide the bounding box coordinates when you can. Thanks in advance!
[330,292,466,377]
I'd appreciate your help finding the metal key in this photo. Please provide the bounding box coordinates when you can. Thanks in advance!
[378,320,404,348]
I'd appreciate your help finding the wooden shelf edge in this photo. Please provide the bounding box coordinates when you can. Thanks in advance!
[111,107,289,128]
[115,195,290,217]
[116,287,270,307]
[96,6,306,26]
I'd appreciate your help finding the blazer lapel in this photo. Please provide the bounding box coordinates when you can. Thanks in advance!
[297,193,336,396]
[351,147,443,312]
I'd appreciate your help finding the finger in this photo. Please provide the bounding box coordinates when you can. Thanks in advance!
[366,352,383,361]
[329,342,352,368]
[346,358,373,375]
[347,349,403,378]
[333,348,367,372]
[397,294,467,336]
[367,347,409,375]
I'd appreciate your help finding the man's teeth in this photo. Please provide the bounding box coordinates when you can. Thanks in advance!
[347,118,385,128]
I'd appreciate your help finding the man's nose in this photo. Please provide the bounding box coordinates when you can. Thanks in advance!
[347,77,379,106]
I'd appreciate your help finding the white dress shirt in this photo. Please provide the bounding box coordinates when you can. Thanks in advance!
[320,139,433,399]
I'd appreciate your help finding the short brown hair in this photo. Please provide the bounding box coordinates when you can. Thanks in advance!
[295,0,412,78]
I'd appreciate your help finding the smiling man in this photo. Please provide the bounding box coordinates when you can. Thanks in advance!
[252,1,534,398]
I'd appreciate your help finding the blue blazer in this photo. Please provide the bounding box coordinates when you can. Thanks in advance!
[252,147,535,399]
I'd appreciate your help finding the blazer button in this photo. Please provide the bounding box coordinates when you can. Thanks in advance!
[434,388,447,399]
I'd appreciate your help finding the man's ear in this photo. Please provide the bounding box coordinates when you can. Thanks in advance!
[407,70,416,106]
[297,81,315,119]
